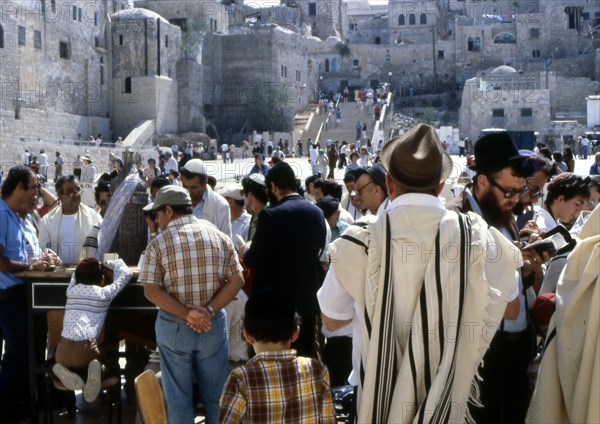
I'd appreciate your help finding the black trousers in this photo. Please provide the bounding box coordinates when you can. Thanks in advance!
[469,328,534,424]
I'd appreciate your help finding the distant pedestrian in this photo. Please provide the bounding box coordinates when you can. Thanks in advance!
[355,121,362,141]
[54,152,64,182]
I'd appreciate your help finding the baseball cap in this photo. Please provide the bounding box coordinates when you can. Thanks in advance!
[143,185,192,211]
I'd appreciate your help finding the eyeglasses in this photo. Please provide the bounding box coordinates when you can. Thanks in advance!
[488,177,526,199]
[522,184,543,199]
[350,181,374,197]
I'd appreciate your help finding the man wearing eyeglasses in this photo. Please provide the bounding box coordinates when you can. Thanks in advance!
[38,175,103,265]
[514,156,553,230]
[447,132,547,424]
[351,164,389,215]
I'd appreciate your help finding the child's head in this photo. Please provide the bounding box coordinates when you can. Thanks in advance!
[75,258,103,286]
[243,290,299,344]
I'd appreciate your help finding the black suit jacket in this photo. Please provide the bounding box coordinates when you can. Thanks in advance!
[244,194,327,315]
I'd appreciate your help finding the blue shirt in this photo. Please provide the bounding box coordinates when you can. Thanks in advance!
[330,219,349,242]
[192,189,207,219]
[0,199,28,289]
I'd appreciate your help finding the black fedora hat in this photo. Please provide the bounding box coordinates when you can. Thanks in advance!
[473,132,526,173]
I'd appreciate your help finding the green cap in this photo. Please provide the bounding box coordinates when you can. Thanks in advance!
[143,185,191,211]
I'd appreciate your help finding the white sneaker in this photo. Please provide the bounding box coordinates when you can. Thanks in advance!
[83,359,102,402]
[52,363,84,391]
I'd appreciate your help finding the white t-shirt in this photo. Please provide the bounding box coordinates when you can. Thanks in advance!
[59,214,78,264]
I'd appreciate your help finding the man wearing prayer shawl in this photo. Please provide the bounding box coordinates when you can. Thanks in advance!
[318,124,521,423]
[526,206,600,424]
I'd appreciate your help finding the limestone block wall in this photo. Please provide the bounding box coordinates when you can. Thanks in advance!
[112,76,178,138]
[112,16,181,80]
[0,107,110,151]
[177,61,205,133]
[552,76,600,115]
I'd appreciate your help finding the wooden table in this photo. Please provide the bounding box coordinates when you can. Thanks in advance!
[20,267,157,424]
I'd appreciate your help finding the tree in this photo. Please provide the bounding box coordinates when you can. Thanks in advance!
[249,83,292,132]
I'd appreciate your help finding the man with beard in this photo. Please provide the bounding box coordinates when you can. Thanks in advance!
[243,162,327,357]
[447,133,548,424]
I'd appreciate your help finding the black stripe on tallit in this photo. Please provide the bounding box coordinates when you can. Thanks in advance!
[371,214,396,423]
[340,235,368,253]
[435,231,445,358]
[542,327,557,355]
[408,314,419,415]
[432,213,469,424]
[416,228,443,424]
[420,283,432,391]
[364,309,371,336]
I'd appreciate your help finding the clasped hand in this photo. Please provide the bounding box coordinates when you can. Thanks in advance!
[185,305,212,333]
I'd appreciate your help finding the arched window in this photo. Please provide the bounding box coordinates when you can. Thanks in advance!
[324,59,330,73]
[420,13,427,25]
[398,14,405,25]
[409,14,416,25]
[331,58,337,73]
[124,76,132,93]
[0,24,4,48]
[467,37,473,51]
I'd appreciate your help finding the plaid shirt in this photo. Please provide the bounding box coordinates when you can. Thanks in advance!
[219,350,336,424]
[139,214,242,306]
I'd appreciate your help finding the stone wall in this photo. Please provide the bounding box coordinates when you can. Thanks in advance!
[112,76,178,138]
[552,76,600,116]
[138,0,229,35]
[0,106,110,153]
[0,0,112,141]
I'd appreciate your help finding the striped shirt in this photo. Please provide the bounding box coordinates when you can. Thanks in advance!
[139,214,242,306]
[219,350,336,424]
[61,259,132,340]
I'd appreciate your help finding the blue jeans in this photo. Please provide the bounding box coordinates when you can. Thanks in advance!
[581,144,589,159]
[156,309,229,424]
[0,284,29,421]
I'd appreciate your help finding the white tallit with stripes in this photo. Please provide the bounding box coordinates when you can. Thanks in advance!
[332,199,520,423]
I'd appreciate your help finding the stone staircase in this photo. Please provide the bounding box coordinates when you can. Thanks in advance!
[301,101,377,147]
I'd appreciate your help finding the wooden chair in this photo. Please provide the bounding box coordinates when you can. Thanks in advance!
[43,310,122,424]
[135,369,167,424]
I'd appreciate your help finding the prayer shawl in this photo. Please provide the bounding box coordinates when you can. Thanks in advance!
[526,233,599,423]
[332,207,519,423]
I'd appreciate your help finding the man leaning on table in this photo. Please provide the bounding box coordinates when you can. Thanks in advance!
[139,185,244,424]
[0,165,54,423]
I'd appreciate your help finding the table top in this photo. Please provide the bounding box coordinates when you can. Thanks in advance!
[17,266,140,279]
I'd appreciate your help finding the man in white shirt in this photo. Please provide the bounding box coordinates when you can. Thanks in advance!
[318,124,521,423]
[38,175,103,264]
[164,151,178,175]
[180,159,232,239]
[218,183,251,244]
[38,149,48,179]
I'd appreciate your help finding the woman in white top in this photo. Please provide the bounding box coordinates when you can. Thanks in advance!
[359,146,373,168]
[534,173,590,232]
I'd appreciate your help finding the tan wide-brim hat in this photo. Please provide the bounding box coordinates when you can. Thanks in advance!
[81,154,93,163]
[380,123,453,190]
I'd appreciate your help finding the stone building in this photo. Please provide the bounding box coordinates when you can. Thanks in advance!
[202,24,310,136]
[0,0,119,147]
[111,8,182,139]
[459,65,599,143]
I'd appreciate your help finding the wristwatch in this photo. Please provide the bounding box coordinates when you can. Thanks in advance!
[28,264,34,271]
[206,304,215,316]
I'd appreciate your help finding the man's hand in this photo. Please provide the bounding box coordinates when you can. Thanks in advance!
[519,221,544,244]
[520,246,550,278]
[185,305,212,333]
[42,249,62,266]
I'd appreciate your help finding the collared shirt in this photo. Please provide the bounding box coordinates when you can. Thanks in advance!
[219,349,336,424]
[0,199,28,289]
[232,211,251,243]
[330,219,349,242]
[192,188,208,219]
[139,214,242,306]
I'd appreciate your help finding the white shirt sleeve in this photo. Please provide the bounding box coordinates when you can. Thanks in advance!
[317,267,355,321]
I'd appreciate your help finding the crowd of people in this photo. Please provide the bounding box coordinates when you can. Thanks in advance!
[1,124,599,424]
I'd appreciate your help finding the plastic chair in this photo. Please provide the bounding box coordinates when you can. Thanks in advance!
[135,369,167,424]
